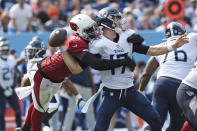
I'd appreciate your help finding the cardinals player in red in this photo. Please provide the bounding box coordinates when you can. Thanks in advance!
[16,14,136,131]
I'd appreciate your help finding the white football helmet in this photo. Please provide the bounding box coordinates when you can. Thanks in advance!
[0,40,10,60]
[69,14,99,41]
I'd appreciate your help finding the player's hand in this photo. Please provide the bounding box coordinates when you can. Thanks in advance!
[172,34,189,49]
[76,94,86,109]
[127,33,144,45]
[125,57,136,71]
[4,87,13,97]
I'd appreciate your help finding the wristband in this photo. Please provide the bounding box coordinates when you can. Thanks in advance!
[167,45,175,52]
[76,94,82,99]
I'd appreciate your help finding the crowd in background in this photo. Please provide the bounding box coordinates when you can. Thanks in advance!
[0,0,197,33]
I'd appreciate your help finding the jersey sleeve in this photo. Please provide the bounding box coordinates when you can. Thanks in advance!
[66,35,88,53]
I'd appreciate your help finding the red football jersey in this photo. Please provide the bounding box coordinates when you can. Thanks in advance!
[41,52,72,82]
[66,33,88,52]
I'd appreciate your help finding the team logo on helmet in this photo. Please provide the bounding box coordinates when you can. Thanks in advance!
[99,10,108,18]
[70,22,79,31]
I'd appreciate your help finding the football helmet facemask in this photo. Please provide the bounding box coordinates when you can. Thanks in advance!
[0,40,10,60]
[25,39,46,60]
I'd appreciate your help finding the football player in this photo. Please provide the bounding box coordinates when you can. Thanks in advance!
[0,37,22,131]
[139,22,197,131]
[81,7,188,131]
[15,38,85,131]
[16,15,136,131]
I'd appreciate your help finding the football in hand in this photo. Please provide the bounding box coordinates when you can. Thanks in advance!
[48,28,67,47]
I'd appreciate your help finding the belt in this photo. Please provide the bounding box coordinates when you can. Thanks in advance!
[103,86,135,100]
[103,86,134,92]
[159,76,182,83]
[37,58,64,83]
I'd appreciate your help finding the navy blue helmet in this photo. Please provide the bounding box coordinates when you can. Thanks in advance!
[25,39,46,60]
[165,22,186,38]
[96,7,123,33]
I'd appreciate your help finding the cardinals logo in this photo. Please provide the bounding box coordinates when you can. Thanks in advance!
[70,22,79,31]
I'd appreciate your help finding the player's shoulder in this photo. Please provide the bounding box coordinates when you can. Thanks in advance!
[122,29,135,36]
[66,33,88,52]
[187,32,197,39]
[8,55,17,65]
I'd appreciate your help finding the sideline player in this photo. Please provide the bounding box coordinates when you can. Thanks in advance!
[139,22,197,130]
[16,15,136,131]
[81,7,189,131]
[0,37,23,131]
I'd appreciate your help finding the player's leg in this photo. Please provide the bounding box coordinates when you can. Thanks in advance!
[176,83,197,129]
[94,88,120,131]
[0,93,6,131]
[30,71,60,131]
[151,79,170,127]
[8,92,22,128]
[124,88,161,131]
[166,81,185,131]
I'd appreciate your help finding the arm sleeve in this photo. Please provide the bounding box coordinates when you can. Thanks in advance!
[80,52,129,71]
[133,44,150,54]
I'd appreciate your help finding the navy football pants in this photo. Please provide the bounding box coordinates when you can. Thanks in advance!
[146,77,185,131]
[94,87,161,131]
[177,83,197,130]
[0,92,21,131]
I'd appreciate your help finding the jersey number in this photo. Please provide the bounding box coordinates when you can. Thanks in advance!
[163,50,187,63]
[110,53,128,75]
[2,68,10,80]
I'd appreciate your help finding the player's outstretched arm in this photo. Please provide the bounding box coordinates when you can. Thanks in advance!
[139,57,159,92]
[62,51,83,74]
[146,34,189,56]
[68,51,136,71]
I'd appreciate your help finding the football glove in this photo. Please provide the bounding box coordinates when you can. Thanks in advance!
[127,33,144,45]
[4,87,13,97]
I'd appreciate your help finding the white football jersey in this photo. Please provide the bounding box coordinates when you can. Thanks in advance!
[0,55,16,89]
[155,33,197,80]
[182,61,197,89]
[89,30,135,89]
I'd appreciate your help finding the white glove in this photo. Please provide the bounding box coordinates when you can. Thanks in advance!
[76,94,86,109]
[4,87,13,97]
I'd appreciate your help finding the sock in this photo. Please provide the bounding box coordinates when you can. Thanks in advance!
[25,103,34,126]
[31,107,43,131]
[181,121,193,131]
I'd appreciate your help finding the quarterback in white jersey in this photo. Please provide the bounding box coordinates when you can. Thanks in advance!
[177,61,197,130]
[0,37,22,131]
[87,7,189,131]
[139,22,197,130]
[89,29,135,89]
